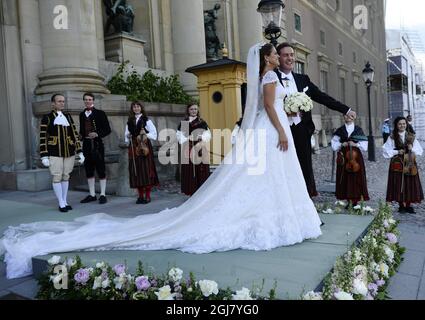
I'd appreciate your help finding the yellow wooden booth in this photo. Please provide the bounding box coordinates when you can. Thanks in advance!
[186,55,247,162]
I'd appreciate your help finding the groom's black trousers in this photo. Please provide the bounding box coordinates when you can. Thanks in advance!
[290,122,318,197]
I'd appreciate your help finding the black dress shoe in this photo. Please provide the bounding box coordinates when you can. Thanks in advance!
[406,207,416,214]
[99,195,107,204]
[80,195,97,203]
[398,206,406,213]
[66,205,73,211]
[59,206,68,213]
[136,197,144,204]
[320,221,325,227]
[144,198,151,204]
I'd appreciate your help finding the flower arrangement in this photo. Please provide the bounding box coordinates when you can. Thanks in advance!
[317,200,376,216]
[284,90,313,114]
[37,258,277,300]
[303,203,404,300]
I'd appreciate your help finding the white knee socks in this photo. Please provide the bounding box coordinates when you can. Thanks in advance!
[52,183,66,208]
[100,179,107,197]
[88,178,96,197]
[61,181,69,206]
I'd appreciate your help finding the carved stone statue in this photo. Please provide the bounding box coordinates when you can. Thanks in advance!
[204,4,221,61]
[104,0,135,35]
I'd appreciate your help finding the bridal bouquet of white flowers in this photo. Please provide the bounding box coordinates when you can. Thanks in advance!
[284,89,313,114]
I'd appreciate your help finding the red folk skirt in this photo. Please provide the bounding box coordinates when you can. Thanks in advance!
[335,147,370,202]
[180,142,210,196]
[128,138,159,188]
[386,155,423,203]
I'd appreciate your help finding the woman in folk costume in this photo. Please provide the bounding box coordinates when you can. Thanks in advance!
[125,101,159,204]
[383,116,424,214]
[176,104,212,196]
[331,115,369,206]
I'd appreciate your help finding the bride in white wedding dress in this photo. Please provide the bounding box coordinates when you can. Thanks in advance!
[1,43,322,279]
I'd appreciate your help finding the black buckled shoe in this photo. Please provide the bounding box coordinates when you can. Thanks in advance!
[406,207,416,214]
[59,206,68,213]
[398,205,406,213]
[99,195,107,204]
[136,197,144,204]
[66,205,73,211]
[80,195,97,203]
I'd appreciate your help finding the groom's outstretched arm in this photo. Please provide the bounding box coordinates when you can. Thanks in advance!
[303,75,351,115]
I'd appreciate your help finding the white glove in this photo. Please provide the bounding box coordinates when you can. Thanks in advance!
[78,153,85,164]
[41,157,50,167]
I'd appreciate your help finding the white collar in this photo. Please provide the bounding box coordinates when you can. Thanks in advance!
[53,111,70,127]
[189,116,197,122]
[399,131,406,137]
[279,70,294,81]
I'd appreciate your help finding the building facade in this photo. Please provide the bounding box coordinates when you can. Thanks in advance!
[386,29,425,139]
[0,0,387,188]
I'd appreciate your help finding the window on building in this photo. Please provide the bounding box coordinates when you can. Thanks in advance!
[294,13,302,33]
[320,30,326,46]
[338,42,343,56]
[336,0,341,11]
[320,70,328,93]
[339,78,346,103]
[388,74,408,93]
[353,52,357,64]
[295,61,305,74]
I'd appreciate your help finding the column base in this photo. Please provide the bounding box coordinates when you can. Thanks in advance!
[35,68,110,95]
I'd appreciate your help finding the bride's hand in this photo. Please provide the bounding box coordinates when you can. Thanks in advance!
[278,130,289,151]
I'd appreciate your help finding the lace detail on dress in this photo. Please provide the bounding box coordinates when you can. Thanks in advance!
[262,71,278,86]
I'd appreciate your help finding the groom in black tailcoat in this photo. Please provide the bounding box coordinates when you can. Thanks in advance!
[275,43,357,198]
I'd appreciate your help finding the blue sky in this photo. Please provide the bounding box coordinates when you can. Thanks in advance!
[386,0,425,62]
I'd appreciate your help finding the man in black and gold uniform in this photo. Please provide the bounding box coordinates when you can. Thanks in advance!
[79,93,112,204]
[40,94,85,212]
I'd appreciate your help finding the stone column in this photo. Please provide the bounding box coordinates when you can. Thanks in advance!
[237,0,263,62]
[170,0,206,96]
[35,0,109,94]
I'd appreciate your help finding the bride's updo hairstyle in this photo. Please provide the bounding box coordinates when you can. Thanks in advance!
[259,43,275,76]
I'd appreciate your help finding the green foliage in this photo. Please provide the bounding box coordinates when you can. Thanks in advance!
[107,61,194,104]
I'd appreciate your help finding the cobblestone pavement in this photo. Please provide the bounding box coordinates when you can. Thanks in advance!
[312,144,425,227]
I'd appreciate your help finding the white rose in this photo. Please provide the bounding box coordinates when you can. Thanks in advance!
[48,255,61,265]
[383,246,394,263]
[352,278,368,297]
[168,267,183,282]
[102,279,111,289]
[187,287,193,293]
[353,265,368,281]
[155,285,176,300]
[198,280,219,297]
[93,276,102,290]
[334,291,354,300]
[379,263,389,278]
[114,274,127,290]
[388,218,396,225]
[66,258,77,268]
[96,262,106,269]
[353,205,362,210]
[323,208,334,214]
[302,291,323,300]
[364,206,375,212]
[232,287,253,300]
